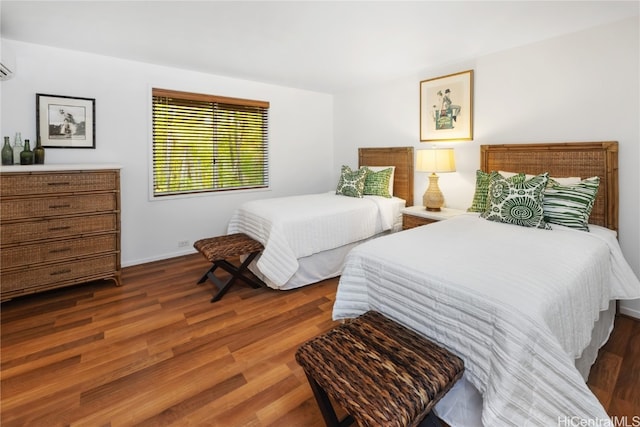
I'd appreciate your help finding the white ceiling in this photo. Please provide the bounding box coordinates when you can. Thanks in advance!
[1,1,638,93]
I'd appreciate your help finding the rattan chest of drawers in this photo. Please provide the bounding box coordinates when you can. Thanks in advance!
[1,165,121,301]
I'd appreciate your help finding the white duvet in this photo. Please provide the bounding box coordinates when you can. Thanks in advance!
[333,213,640,426]
[227,192,403,289]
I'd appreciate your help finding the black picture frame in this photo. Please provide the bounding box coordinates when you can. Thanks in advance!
[36,93,96,148]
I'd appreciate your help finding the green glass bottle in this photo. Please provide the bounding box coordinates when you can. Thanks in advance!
[1,136,13,165]
[34,136,45,164]
[20,139,34,165]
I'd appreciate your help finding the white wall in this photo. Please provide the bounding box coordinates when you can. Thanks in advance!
[1,18,638,318]
[0,39,334,266]
[334,17,640,318]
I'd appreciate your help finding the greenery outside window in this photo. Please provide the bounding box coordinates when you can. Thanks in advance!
[152,88,269,197]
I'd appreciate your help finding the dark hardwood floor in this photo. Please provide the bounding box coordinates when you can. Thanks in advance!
[1,253,638,426]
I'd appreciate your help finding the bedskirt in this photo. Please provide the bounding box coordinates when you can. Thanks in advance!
[247,230,394,290]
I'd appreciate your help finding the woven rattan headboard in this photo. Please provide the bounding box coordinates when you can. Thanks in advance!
[359,146,414,206]
[480,142,619,232]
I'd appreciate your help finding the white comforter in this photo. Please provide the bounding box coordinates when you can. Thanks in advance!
[227,192,403,289]
[333,213,640,426]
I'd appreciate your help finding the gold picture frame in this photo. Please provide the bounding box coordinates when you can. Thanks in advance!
[420,70,473,142]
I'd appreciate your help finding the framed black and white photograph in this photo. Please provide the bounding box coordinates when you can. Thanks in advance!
[420,70,473,142]
[36,93,95,148]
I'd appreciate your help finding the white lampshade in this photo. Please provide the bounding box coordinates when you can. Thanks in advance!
[416,148,456,173]
[416,148,456,211]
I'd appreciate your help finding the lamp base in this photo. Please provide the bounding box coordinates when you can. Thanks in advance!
[423,173,445,211]
[425,206,442,212]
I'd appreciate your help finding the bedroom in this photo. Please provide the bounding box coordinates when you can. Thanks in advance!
[1,1,639,426]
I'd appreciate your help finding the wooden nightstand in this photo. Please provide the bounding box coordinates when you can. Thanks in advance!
[401,206,465,230]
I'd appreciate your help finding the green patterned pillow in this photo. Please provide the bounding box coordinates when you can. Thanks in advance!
[481,172,551,229]
[467,170,526,213]
[543,177,600,231]
[362,167,393,198]
[335,165,367,198]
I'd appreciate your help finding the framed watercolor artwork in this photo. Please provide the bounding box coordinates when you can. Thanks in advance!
[36,93,96,148]
[420,70,473,142]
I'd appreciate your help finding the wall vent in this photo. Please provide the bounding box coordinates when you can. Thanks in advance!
[0,62,14,81]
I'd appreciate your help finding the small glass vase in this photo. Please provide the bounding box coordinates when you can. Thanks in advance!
[2,136,13,165]
[20,139,34,165]
[34,136,45,164]
[12,132,23,165]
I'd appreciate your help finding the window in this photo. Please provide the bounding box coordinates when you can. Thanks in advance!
[152,88,269,197]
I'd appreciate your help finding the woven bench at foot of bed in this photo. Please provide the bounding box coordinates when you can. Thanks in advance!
[193,233,265,302]
[295,311,464,427]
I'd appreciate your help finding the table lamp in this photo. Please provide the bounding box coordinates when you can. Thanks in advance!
[416,148,456,211]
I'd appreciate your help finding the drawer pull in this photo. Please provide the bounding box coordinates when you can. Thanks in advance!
[49,248,71,254]
[48,182,71,187]
[48,226,72,231]
[49,204,71,209]
[50,269,72,276]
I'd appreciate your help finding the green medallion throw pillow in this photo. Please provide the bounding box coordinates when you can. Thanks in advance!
[543,176,600,231]
[336,165,367,198]
[481,172,551,229]
[468,170,526,213]
[362,167,393,198]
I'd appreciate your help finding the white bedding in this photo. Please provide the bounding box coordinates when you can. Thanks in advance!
[333,213,640,426]
[227,192,404,289]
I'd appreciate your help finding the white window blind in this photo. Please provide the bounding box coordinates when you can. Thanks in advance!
[152,88,269,197]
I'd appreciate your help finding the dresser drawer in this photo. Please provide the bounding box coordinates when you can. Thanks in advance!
[0,171,117,197]
[1,193,117,221]
[1,254,118,294]
[1,213,117,245]
[1,234,117,270]
[402,213,438,230]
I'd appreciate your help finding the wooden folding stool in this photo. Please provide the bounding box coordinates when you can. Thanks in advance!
[193,233,265,302]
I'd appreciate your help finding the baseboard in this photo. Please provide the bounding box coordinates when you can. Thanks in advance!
[619,305,640,320]
[122,248,198,268]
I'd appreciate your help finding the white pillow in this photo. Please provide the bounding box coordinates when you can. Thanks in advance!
[546,176,582,186]
[363,166,395,196]
[498,171,581,187]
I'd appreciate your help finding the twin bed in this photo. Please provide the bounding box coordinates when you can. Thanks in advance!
[333,142,640,426]
[228,142,640,426]
[227,146,414,290]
